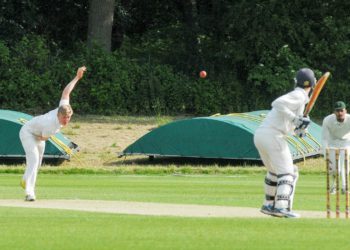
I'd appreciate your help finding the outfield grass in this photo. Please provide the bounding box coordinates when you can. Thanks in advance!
[1,171,348,250]
[0,173,326,210]
[1,206,350,250]
[0,156,326,175]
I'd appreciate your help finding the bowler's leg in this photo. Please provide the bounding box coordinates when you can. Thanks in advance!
[31,141,45,196]
[21,136,41,201]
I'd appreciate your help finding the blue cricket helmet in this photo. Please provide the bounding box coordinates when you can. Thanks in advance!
[295,68,316,88]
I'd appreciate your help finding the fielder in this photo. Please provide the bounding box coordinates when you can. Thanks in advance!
[19,66,86,201]
[322,101,350,194]
[254,68,316,218]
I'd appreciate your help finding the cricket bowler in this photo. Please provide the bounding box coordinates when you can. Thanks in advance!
[19,66,86,201]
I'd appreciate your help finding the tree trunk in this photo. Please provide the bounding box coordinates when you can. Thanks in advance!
[87,0,115,52]
[182,0,200,73]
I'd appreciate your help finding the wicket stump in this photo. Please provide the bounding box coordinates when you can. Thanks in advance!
[326,148,349,219]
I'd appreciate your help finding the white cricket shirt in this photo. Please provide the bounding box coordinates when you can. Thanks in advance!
[322,114,350,148]
[23,99,69,137]
[259,87,309,134]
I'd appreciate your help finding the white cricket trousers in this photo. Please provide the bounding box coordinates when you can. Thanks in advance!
[254,127,298,210]
[254,127,294,175]
[327,148,350,189]
[19,127,45,197]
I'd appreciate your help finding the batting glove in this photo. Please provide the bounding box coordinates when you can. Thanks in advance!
[294,128,307,138]
[293,115,311,130]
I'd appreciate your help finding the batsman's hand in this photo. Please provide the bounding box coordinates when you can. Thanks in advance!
[76,66,87,80]
[294,127,307,138]
[293,115,310,130]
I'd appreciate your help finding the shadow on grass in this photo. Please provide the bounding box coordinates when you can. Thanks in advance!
[0,158,64,166]
[108,156,264,167]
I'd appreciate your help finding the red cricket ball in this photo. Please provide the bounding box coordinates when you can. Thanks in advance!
[199,70,207,78]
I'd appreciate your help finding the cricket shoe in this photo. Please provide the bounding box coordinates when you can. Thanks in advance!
[260,204,275,216]
[25,195,36,202]
[20,180,26,189]
[272,208,300,218]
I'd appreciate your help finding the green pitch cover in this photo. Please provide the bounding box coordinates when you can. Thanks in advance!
[0,109,78,160]
[121,110,322,161]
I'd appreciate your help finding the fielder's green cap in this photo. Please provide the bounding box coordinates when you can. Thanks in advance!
[334,101,346,110]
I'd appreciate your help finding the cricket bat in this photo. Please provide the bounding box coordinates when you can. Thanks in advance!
[303,72,330,117]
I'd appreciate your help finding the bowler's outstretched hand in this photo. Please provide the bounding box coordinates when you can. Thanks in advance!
[76,66,87,80]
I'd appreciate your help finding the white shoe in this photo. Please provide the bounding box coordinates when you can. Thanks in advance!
[272,208,300,218]
[25,195,36,202]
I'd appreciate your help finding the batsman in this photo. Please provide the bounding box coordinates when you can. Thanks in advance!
[254,68,316,218]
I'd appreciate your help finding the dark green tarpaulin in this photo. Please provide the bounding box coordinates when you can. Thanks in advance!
[121,110,322,161]
[0,109,78,160]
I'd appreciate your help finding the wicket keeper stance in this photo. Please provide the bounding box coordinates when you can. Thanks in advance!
[322,101,350,194]
[254,68,316,218]
[19,66,86,201]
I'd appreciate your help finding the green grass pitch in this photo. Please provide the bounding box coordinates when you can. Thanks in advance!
[1,173,350,250]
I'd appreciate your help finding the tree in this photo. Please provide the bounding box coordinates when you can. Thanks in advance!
[87,0,116,52]
[180,0,201,73]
